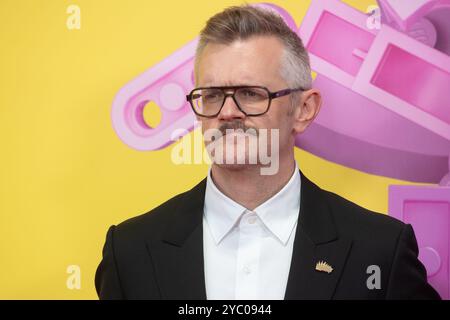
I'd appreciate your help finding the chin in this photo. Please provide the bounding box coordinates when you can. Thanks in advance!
[213,162,259,172]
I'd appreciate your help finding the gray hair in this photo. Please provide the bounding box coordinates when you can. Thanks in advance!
[194,4,312,91]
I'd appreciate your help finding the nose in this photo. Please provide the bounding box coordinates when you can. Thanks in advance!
[217,94,246,121]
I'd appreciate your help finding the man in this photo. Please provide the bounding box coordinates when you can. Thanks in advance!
[95,5,440,300]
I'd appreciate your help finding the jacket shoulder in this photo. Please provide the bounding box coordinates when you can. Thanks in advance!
[321,188,406,240]
[111,188,189,242]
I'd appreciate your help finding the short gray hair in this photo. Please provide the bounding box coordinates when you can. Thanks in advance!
[194,4,312,90]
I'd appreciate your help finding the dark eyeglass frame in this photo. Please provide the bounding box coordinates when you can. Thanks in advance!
[186,85,305,118]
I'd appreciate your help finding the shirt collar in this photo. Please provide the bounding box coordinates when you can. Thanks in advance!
[204,162,301,245]
[204,169,247,244]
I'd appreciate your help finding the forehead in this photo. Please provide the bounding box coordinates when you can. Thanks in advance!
[196,36,286,88]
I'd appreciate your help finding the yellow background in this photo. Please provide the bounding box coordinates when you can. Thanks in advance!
[0,0,425,299]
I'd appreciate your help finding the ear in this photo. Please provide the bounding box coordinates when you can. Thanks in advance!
[292,89,322,134]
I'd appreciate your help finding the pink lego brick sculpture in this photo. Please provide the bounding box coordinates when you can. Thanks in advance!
[111,38,198,151]
[297,0,450,183]
[389,184,450,299]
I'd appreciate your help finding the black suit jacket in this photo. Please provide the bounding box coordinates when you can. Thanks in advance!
[95,170,440,299]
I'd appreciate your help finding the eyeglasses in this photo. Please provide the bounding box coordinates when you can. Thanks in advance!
[186,85,304,118]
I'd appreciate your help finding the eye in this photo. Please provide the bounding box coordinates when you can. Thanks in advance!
[205,93,219,99]
[201,89,223,104]
[240,89,258,97]
[237,88,267,101]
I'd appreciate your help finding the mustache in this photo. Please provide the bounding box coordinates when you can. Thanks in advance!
[218,120,259,137]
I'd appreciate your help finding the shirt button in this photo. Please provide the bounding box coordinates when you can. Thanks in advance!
[248,217,257,224]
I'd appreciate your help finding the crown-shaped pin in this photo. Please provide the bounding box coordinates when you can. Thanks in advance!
[315,260,333,274]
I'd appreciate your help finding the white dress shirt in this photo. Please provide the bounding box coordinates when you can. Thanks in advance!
[203,163,301,300]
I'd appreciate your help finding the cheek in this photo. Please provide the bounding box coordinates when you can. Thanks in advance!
[261,106,293,130]
[274,113,295,141]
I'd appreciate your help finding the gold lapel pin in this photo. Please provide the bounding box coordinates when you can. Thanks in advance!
[315,260,333,274]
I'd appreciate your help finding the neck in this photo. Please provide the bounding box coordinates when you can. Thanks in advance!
[210,155,296,210]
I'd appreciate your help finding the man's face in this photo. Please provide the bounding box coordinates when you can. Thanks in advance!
[195,36,300,173]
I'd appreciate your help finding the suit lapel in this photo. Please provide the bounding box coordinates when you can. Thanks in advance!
[145,170,353,300]
[146,178,207,300]
[284,171,353,300]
